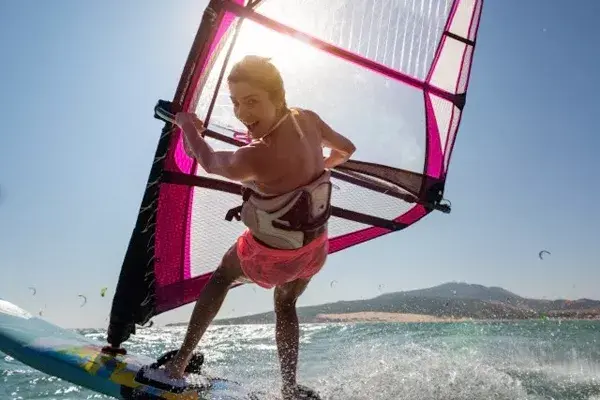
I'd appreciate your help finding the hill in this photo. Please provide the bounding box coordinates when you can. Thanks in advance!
[166,282,600,326]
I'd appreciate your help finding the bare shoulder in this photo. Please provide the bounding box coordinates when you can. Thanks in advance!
[237,140,268,161]
[297,108,334,131]
[294,108,328,135]
[235,140,271,174]
[297,109,355,154]
[296,108,320,122]
[297,109,338,138]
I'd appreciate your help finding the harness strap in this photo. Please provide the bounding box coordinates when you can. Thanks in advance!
[224,173,332,248]
[225,206,243,222]
[225,187,260,222]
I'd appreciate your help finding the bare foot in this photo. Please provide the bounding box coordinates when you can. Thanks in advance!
[163,356,188,379]
[283,385,321,400]
[282,384,298,400]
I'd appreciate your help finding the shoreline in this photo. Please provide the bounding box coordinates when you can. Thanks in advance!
[314,312,471,323]
[166,312,600,327]
[313,312,600,324]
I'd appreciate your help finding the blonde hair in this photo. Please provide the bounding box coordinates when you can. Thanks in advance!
[227,55,288,113]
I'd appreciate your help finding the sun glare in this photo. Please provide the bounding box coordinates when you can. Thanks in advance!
[229,17,321,75]
[203,13,330,133]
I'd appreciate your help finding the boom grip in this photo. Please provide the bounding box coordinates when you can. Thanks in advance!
[434,202,451,214]
[154,100,177,124]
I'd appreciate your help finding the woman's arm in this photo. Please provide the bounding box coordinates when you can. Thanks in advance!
[318,116,356,169]
[176,112,258,181]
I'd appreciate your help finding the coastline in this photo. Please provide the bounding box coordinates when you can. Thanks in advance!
[312,312,600,324]
[167,311,600,327]
[314,312,471,323]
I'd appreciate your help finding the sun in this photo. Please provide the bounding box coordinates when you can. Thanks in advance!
[228,16,321,75]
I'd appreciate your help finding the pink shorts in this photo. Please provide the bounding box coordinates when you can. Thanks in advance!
[236,229,328,289]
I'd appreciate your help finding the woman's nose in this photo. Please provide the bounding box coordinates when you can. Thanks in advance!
[238,111,253,122]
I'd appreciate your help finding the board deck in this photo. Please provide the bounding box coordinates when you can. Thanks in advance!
[0,299,255,399]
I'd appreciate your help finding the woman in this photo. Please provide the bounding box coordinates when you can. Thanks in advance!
[165,55,356,399]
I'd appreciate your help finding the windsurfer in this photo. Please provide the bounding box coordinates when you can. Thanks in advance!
[164,55,355,399]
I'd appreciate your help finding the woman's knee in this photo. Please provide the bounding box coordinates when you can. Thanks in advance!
[274,279,310,313]
[274,296,297,315]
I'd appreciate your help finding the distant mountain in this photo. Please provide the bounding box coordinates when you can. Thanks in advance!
[167,282,600,326]
[394,282,523,302]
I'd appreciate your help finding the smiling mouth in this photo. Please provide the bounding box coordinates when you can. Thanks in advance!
[245,121,259,131]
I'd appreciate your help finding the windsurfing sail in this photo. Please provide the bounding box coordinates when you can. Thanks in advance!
[107,0,484,347]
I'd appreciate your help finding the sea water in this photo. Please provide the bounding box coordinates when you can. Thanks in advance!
[1,320,600,400]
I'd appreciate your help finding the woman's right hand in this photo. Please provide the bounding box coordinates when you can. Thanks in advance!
[175,112,205,131]
[175,112,206,159]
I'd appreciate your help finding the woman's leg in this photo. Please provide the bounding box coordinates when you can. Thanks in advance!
[274,278,312,399]
[165,243,244,378]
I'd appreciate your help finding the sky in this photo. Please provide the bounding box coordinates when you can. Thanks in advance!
[0,0,599,329]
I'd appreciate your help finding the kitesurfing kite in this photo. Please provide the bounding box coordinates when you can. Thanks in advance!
[78,295,87,307]
[28,287,36,296]
[106,0,484,350]
[539,250,550,260]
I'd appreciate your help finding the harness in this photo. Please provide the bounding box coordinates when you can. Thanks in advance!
[225,171,332,249]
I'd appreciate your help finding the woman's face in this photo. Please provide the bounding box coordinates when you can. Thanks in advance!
[229,81,278,138]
